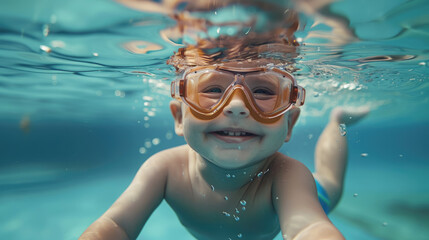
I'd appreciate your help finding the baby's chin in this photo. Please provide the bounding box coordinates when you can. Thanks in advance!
[206,155,266,171]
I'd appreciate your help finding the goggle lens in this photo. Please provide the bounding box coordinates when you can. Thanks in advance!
[184,69,294,115]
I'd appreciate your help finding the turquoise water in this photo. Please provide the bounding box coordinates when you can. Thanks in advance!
[1,0,428,239]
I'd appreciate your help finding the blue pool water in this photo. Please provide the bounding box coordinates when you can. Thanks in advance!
[1,0,428,239]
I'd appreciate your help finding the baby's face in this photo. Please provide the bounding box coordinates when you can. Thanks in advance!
[175,94,297,170]
[170,61,301,169]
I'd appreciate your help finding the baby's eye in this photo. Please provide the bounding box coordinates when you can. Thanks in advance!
[252,88,276,100]
[253,88,274,95]
[203,87,223,93]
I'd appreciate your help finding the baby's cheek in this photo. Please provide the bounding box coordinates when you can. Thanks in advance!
[265,122,289,144]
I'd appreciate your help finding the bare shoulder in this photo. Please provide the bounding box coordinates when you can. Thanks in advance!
[269,152,317,202]
[269,152,314,182]
[135,144,189,179]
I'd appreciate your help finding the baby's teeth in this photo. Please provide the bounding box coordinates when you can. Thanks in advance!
[221,131,248,136]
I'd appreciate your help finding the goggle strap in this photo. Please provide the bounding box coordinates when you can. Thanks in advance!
[171,80,185,100]
[296,86,305,107]
[170,81,176,98]
[291,86,298,104]
[289,86,306,107]
[179,79,185,97]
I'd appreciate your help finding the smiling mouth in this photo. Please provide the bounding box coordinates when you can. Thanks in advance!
[210,129,259,143]
[216,130,256,137]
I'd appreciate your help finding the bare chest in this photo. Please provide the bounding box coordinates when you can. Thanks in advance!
[165,177,280,239]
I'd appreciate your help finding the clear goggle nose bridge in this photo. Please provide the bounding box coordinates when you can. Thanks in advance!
[171,66,306,122]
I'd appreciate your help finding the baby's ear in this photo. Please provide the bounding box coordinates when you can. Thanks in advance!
[170,100,184,136]
[284,107,300,142]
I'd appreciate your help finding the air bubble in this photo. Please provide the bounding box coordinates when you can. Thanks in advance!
[361,153,368,157]
[40,45,51,53]
[42,24,49,37]
[139,147,146,154]
[226,174,231,178]
[152,138,160,145]
[142,96,153,101]
[244,27,251,35]
[353,193,358,197]
[339,124,347,136]
[166,131,173,140]
[51,40,65,48]
[115,90,125,97]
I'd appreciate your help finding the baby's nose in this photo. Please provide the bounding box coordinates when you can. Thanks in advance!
[223,93,250,118]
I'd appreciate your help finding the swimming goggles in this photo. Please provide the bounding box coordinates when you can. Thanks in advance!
[171,65,305,123]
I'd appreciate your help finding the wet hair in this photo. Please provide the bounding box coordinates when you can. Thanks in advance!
[167,9,300,73]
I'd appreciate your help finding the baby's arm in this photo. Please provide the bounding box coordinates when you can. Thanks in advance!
[79,151,171,240]
[272,157,345,240]
[314,106,370,210]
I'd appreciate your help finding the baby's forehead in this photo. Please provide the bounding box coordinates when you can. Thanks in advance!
[219,59,274,68]
[180,59,286,73]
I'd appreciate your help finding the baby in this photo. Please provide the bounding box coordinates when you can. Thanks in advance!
[79,56,368,239]
[79,4,370,237]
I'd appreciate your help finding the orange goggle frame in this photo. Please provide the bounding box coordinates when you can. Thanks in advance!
[171,65,305,123]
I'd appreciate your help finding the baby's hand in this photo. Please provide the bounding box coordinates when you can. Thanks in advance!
[331,106,370,125]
